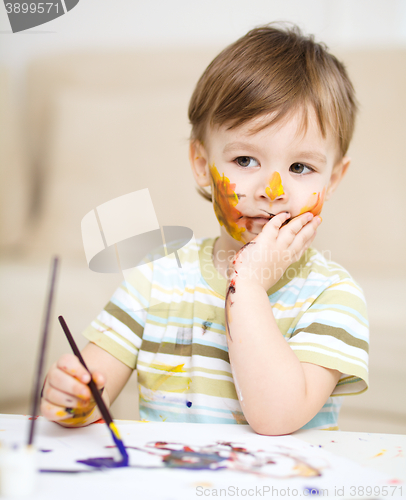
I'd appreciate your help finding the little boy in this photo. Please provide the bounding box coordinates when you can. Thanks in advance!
[41,24,368,435]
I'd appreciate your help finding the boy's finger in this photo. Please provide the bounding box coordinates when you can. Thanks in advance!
[57,353,91,384]
[262,212,291,236]
[287,216,321,253]
[43,385,91,409]
[41,398,96,423]
[47,366,91,401]
[278,213,314,246]
[91,371,105,390]
[40,398,76,422]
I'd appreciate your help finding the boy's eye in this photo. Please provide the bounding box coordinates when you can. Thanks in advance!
[290,163,313,174]
[235,156,259,168]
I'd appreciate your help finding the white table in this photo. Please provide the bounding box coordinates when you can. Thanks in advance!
[0,415,405,499]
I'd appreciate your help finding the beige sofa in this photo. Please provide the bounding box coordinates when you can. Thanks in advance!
[1,48,405,433]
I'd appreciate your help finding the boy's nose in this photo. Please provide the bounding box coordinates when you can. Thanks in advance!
[257,171,286,202]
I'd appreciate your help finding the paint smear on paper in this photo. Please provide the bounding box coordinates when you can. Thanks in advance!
[210,165,246,241]
[371,449,387,459]
[304,487,321,495]
[76,456,127,469]
[41,440,326,478]
[163,450,227,470]
[294,462,321,477]
[266,172,284,201]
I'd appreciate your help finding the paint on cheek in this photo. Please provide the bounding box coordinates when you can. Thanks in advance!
[209,165,246,241]
[265,172,284,201]
[299,187,326,216]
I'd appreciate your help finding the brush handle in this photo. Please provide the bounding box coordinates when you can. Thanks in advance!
[58,316,113,426]
[58,315,128,464]
[28,256,59,446]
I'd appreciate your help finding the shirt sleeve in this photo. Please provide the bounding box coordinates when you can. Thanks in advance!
[82,262,153,369]
[287,277,369,396]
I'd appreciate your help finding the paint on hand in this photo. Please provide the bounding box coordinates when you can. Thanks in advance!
[299,188,326,217]
[210,164,246,241]
[55,405,96,426]
[265,172,284,201]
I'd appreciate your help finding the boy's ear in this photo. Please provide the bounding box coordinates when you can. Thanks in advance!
[325,156,351,201]
[189,140,211,188]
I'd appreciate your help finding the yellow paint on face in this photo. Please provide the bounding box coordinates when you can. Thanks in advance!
[299,187,326,216]
[209,164,246,242]
[265,172,284,201]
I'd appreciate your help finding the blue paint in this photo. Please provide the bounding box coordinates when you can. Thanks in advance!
[77,456,127,469]
[110,430,129,466]
[186,401,192,408]
[304,487,320,496]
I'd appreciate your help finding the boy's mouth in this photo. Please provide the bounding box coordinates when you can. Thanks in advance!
[240,212,293,228]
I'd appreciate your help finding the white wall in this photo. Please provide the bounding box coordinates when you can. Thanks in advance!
[1,0,406,77]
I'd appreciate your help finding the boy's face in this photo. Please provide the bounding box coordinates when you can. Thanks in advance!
[190,107,350,246]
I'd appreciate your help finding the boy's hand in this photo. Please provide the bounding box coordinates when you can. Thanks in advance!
[228,212,321,291]
[40,353,105,426]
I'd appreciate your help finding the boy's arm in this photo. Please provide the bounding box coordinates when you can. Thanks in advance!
[41,342,133,427]
[227,281,341,435]
[226,211,339,435]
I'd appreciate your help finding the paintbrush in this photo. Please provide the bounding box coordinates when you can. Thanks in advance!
[28,256,59,446]
[58,315,129,465]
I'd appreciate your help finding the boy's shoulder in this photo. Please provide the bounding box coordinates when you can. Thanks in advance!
[301,247,356,282]
[272,246,365,303]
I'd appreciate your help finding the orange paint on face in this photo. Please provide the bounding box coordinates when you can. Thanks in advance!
[299,187,326,216]
[265,172,284,201]
[210,165,246,241]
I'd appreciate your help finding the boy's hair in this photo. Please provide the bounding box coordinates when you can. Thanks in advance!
[188,23,358,202]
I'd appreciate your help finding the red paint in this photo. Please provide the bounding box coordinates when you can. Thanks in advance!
[155,441,169,448]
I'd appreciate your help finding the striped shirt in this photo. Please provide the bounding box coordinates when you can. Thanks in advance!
[83,235,369,429]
